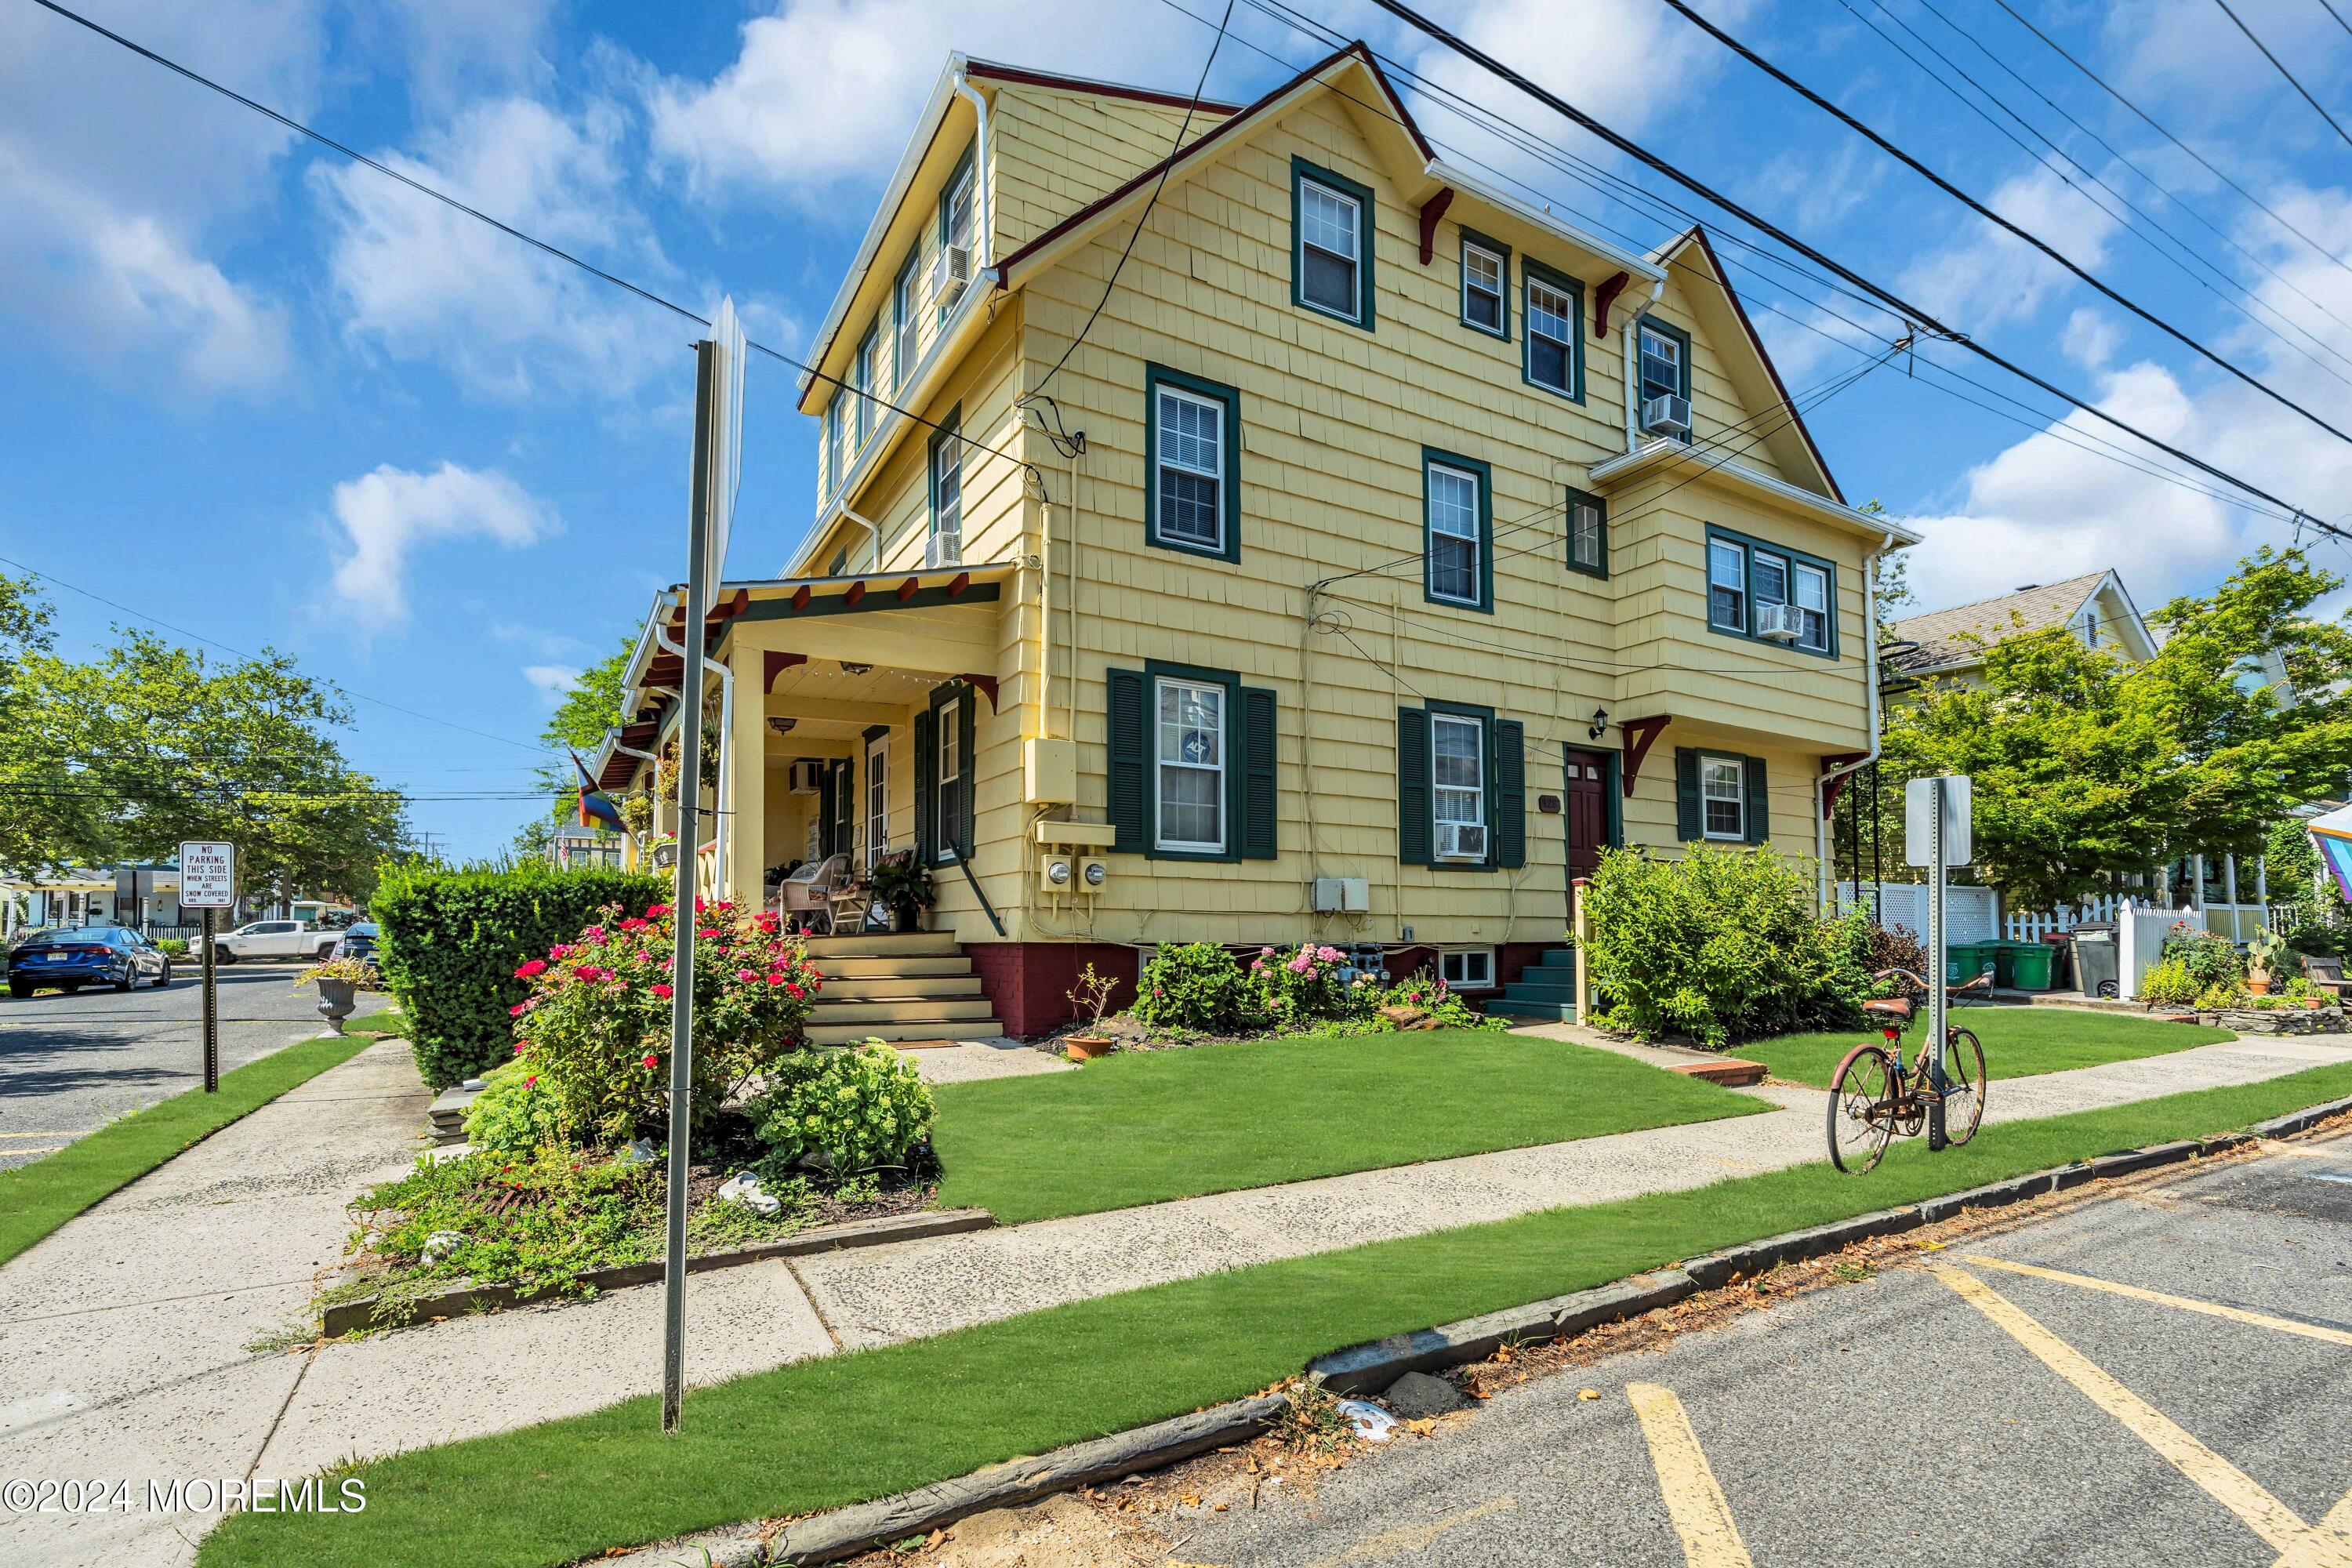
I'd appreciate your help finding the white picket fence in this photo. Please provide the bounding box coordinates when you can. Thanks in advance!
[1838,882,2001,945]
[2002,893,2126,942]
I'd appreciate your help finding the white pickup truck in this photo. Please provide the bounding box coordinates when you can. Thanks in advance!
[203,920,341,964]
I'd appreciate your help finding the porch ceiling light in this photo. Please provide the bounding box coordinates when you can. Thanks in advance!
[838,662,873,675]
[767,717,797,736]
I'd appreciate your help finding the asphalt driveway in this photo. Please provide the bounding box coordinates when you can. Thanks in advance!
[0,964,336,1169]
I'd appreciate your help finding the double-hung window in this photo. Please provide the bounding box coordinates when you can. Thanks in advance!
[1524,264,1580,397]
[1751,549,1790,630]
[1638,318,1691,437]
[894,254,920,389]
[1294,159,1372,326]
[1793,561,1830,653]
[1700,755,1745,840]
[940,158,976,321]
[935,708,962,862]
[1461,235,1507,336]
[1707,539,1746,630]
[852,328,875,448]
[1432,713,1486,862]
[928,411,963,564]
[825,397,845,499]
[1156,677,1225,853]
[1425,458,1484,608]
[1567,488,1606,579]
[1145,366,1240,559]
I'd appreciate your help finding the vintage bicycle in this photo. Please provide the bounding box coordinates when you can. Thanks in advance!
[1827,965,1990,1174]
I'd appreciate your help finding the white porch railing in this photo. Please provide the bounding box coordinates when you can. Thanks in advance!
[2002,893,2125,942]
[695,839,720,898]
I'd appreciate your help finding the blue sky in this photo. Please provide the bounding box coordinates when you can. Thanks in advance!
[3,0,2349,859]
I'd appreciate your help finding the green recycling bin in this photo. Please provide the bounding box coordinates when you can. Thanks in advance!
[1945,942,1996,986]
[2001,942,2056,991]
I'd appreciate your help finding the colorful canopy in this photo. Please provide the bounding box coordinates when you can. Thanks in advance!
[2306,803,2352,905]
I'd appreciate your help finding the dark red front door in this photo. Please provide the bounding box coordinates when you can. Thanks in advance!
[1563,747,1611,897]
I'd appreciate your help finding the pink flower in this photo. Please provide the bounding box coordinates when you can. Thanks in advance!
[514,958,547,979]
[651,982,673,1000]
[1260,946,1275,956]
[699,928,719,941]
[736,967,759,982]
[524,1075,537,1088]
[1317,946,1342,963]
[645,903,670,919]
[642,1053,659,1069]
[508,1002,529,1016]
[512,1040,528,1054]
[1288,953,1314,974]
[1250,960,1265,973]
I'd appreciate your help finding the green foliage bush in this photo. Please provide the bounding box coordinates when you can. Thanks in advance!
[1131,942,1250,1033]
[750,1043,935,1176]
[371,862,663,1090]
[462,1062,564,1156]
[156,938,189,958]
[1581,843,1870,1048]
[2158,922,2244,994]
[2136,956,2201,1008]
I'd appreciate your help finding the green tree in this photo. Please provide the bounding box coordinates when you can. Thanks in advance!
[1878,547,2352,913]
[0,575,114,875]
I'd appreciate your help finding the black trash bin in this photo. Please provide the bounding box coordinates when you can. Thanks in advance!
[2070,925,2119,1000]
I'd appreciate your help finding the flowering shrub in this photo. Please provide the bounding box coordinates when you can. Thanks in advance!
[750,1042,935,1176]
[1130,942,1250,1032]
[2158,922,2244,993]
[1245,943,1359,1029]
[509,899,822,1144]
[462,1061,564,1155]
[1129,941,1406,1033]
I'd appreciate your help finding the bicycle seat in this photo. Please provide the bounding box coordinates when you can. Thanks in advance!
[1862,997,1914,1019]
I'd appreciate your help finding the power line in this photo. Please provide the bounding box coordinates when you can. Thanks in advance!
[1984,0,2352,289]
[2210,0,2352,150]
[1648,0,2352,451]
[2321,0,2352,39]
[1354,0,2340,539]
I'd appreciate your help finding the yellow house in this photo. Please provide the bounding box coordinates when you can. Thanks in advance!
[591,45,1918,1037]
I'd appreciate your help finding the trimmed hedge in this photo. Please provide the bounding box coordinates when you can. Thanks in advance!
[373,862,665,1091]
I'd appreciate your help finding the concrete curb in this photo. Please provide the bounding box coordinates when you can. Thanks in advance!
[322,1207,994,1337]
[589,1095,2352,1567]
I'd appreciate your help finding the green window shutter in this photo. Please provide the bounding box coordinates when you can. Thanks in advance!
[913,708,937,863]
[1744,756,1770,845]
[956,692,978,861]
[1397,707,1432,866]
[1241,685,1278,860]
[1675,747,1701,841]
[1493,718,1526,868]
[1107,668,1148,853]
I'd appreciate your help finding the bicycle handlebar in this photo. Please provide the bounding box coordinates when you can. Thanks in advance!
[1872,965,1994,994]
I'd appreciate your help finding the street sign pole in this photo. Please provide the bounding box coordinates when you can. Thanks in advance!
[201,906,218,1094]
[179,841,235,1095]
[1926,778,1948,1152]
[661,338,717,1436]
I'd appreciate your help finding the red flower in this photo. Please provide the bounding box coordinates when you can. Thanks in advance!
[699,928,719,940]
[651,982,673,1000]
[508,1001,529,1016]
[645,903,670,919]
[619,917,647,931]
[735,967,759,982]
[642,1053,659,1069]
[524,1075,537,1088]
[512,1040,528,1054]
[786,982,804,1000]
[514,958,548,979]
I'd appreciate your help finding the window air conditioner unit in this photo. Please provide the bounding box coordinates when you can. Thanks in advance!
[924,529,963,569]
[1642,393,1692,437]
[931,244,971,310]
[1436,823,1488,862]
[786,760,823,796]
[1755,602,1805,643]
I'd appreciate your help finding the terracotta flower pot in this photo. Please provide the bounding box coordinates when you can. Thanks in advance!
[2248,976,2273,996]
[1064,1033,1112,1062]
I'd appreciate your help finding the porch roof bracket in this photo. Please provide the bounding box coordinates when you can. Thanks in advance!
[1819,751,1869,819]
[957,673,1000,711]
[764,652,808,693]
[1417,186,1455,264]
[1621,715,1671,798]
[1592,270,1630,339]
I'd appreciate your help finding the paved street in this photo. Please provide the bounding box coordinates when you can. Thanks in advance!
[0,964,337,1169]
[1170,1129,2352,1567]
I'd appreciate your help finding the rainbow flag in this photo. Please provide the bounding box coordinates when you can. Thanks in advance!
[572,750,627,836]
[2307,803,2352,905]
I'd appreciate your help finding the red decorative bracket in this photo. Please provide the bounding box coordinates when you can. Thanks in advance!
[706,586,750,622]
[763,652,808,692]
[946,571,971,597]
[1417,187,1456,264]
[896,575,920,602]
[843,579,868,609]
[1819,752,1869,818]
[1621,715,1671,798]
[1593,270,1630,339]
[957,673,1000,711]
[789,583,812,612]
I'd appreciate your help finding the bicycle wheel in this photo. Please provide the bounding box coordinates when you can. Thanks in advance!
[1937,1027,1987,1145]
[1828,1043,1898,1174]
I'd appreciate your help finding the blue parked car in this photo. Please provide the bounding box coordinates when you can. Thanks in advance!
[7,926,172,998]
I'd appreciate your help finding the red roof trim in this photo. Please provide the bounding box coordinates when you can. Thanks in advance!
[964,60,1245,115]
[994,42,1430,289]
[1671,225,1847,506]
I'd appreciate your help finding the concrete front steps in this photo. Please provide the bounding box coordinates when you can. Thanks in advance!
[1484,946,1579,1022]
[800,930,1006,1045]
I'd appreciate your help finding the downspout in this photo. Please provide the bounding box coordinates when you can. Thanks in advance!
[842,506,885,573]
[1624,275,1665,452]
[1817,533,1896,918]
[951,71,993,271]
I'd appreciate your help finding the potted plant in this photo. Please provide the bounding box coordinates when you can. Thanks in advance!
[870,855,935,933]
[296,955,380,1035]
[1063,963,1119,1060]
[2246,926,2285,996]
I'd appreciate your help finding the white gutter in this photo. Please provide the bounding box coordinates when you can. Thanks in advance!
[1817,532,1897,918]
[953,68,993,272]
[1425,161,1664,285]
[842,506,887,573]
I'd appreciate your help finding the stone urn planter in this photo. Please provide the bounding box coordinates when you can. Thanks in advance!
[314,977,358,1034]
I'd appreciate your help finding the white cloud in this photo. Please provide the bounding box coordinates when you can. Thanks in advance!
[328,462,556,624]
[0,0,315,394]
[2060,307,2124,370]
[319,96,682,399]
[522,663,583,705]
[641,0,1204,204]
[1896,164,2125,331]
[376,0,557,109]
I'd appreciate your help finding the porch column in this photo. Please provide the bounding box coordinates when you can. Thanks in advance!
[726,641,769,906]
[2192,854,2207,913]
[2256,855,2269,916]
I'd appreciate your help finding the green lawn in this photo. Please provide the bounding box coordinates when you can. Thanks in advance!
[931,1030,1768,1223]
[1735,1005,2232,1089]
[200,1060,2352,1568]
[0,1034,371,1269]
[338,1008,405,1038]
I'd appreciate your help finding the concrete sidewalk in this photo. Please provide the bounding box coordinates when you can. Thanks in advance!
[2,1027,2343,1566]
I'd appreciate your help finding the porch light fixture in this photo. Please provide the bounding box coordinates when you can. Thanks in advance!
[1588,706,1610,741]
[766,717,797,736]
[837,662,873,675]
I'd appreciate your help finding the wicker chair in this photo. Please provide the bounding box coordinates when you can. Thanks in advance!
[774,854,851,935]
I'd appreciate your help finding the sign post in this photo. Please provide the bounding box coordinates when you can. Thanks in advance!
[1904,777,1972,1152]
[179,842,236,1095]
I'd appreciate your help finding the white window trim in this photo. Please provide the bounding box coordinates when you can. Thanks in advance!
[1793,561,1830,653]
[1154,677,1227,854]
[1570,496,1604,573]
[1440,947,1496,990]
[1461,241,1505,332]
[1639,323,1682,403]
[1432,712,1486,859]
[1425,462,1483,608]
[935,712,961,865]
[931,433,963,548]
[1298,176,1363,323]
[1700,753,1746,842]
[866,735,889,870]
[1152,384,1225,553]
[1526,274,1577,393]
[1708,540,1747,631]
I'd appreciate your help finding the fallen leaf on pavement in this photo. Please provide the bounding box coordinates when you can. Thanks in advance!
[1578,1388,1600,1401]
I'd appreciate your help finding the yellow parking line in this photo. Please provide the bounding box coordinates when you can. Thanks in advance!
[1,1147,61,1157]
[1959,1254,2352,1348]
[1626,1383,1755,1568]
[1933,1265,2352,1566]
